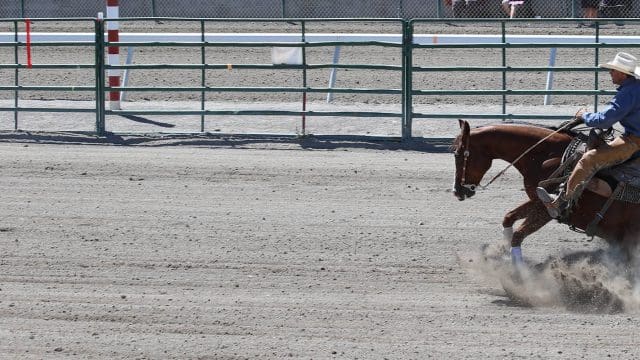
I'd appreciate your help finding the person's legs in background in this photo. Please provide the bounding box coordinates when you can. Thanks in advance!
[501,0,511,16]
[501,0,533,19]
[579,0,599,27]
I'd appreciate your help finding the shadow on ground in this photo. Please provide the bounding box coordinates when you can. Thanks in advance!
[120,114,176,128]
[0,130,453,153]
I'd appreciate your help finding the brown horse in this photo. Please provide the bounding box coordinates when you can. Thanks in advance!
[452,119,640,262]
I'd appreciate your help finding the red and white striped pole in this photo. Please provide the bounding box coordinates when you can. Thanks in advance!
[106,0,120,110]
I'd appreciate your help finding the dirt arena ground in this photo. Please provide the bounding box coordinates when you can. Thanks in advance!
[2,136,640,359]
[3,19,640,359]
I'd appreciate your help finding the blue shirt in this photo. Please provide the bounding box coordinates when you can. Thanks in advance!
[582,77,640,137]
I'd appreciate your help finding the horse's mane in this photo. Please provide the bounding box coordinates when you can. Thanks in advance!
[477,120,575,134]
[451,120,578,152]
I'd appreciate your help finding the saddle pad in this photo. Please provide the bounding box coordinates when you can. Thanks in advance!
[600,158,640,203]
[600,157,640,187]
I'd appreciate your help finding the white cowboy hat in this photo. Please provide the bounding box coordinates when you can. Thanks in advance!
[599,52,640,78]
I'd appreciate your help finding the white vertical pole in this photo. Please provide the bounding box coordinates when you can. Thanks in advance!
[120,46,134,102]
[326,45,341,103]
[544,47,557,106]
[106,0,121,110]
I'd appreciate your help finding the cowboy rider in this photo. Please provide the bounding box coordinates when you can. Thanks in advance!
[537,51,640,218]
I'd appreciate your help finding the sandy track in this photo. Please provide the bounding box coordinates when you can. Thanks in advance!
[1,139,639,359]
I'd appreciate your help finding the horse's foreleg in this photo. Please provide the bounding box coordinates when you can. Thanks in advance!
[501,199,539,244]
[510,202,552,264]
[501,200,551,265]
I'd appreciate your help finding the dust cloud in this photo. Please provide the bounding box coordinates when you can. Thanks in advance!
[460,242,640,313]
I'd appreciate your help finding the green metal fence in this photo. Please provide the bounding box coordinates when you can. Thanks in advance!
[405,18,634,138]
[0,18,101,131]
[1,17,639,140]
[103,18,405,137]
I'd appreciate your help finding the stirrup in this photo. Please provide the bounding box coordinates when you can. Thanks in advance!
[536,187,556,204]
[536,187,567,219]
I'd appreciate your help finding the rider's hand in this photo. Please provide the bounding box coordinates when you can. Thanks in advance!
[558,116,583,131]
[568,116,584,129]
[562,109,585,130]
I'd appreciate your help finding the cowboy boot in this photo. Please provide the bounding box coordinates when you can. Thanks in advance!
[536,187,569,219]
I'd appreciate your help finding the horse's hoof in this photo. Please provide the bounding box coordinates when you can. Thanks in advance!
[511,246,523,265]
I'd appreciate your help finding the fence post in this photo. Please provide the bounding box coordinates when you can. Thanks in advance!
[151,0,157,17]
[436,0,444,18]
[402,20,413,140]
[301,20,307,136]
[501,21,507,118]
[95,15,106,135]
[13,20,19,130]
[200,19,205,132]
[594,25,600,112]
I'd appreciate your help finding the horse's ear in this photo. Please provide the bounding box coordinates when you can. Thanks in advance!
[458,119,470,136]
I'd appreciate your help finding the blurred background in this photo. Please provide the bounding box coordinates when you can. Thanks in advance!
[0,0,638,19]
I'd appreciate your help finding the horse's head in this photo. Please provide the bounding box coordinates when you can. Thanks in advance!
[452,120,493,201]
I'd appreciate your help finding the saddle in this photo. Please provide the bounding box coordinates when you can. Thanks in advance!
[539,128,640,235]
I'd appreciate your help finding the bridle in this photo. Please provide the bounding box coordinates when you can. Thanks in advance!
[454,132,478,193]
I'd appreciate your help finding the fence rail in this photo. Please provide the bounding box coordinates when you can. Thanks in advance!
[0,17,638,140]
